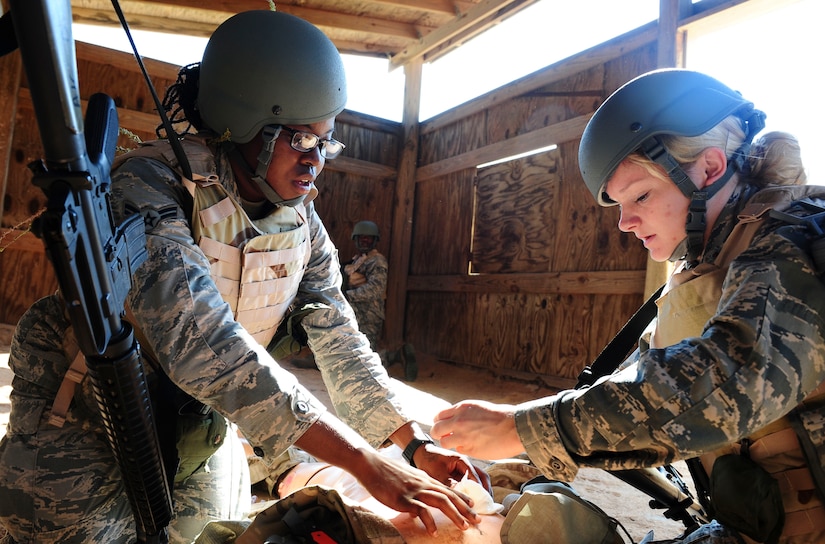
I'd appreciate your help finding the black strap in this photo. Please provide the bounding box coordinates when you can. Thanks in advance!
[109,0,193,180]
[0,12,17,57]
[576,283,664,388]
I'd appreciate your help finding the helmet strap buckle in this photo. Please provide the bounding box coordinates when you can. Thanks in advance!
[683,192,708,262]
[247,125,290,205]
[257,125,281,168]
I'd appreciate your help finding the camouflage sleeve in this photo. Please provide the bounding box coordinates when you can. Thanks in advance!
[295,204,409,447]
[345,253,388,303]
[111,158,327,459]
[516,219,825,479]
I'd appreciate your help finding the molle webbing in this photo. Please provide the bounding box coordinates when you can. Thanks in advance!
[189,180,310,347]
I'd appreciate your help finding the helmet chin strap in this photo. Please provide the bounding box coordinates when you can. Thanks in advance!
[232,125,306,208]
[642,136,752,263]
[251,125,288,205]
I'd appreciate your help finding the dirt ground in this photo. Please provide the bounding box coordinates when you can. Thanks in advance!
[0,323,696,542]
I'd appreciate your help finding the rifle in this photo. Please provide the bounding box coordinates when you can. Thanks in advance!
[7,1,173,542]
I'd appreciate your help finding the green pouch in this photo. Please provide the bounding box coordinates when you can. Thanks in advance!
[268,302,330,361]
[709,452,784,543]
[174,401,228,484]
[501,480,626,544]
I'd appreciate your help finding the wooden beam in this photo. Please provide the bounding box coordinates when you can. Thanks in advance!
[389,0,529,69]
[657,0,679,68]
[410,0,540,65]
[0,50,21,224]
[407,270,647,296]
[385,59,422,349]
[71,0,230,39]
[369,0,465,16]
[323,155,397,180]
[336,110,401,134]
[416,114,592,182]
[284,5,427,41]
[421,23,657,133]
[18,89,161,135]
[75,41,181,80]
[73,0,436,42]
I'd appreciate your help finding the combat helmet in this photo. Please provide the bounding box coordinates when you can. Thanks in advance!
[578,69,765,260]
[352,221,380,240]
[198,10,347,144]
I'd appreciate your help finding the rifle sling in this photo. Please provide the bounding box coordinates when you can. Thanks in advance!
[575,283,664,388]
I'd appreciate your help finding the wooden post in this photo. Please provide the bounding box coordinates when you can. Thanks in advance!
[0,48,21,223]
[658,0,681,68]
[385,59,422,349]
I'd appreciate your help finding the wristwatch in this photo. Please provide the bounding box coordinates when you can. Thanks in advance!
[402,436,435,468]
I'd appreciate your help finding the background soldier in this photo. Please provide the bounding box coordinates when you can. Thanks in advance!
[343,220,417,381]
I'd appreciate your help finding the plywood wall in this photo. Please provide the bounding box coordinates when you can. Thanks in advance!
[314,111,402,264]
[405,27,659,387]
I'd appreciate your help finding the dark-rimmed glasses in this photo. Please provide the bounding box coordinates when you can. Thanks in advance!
[279,126,346,159]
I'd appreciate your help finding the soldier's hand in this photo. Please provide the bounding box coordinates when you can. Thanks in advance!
[354,450,481,535]
[348,271,367,287]
[411,443,492,494]
[432,400,525,461]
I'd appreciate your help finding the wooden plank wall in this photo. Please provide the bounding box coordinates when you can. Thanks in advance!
[405,26,660,388]
[1,25,660,388]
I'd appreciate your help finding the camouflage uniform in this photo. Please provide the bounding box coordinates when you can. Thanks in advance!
[0,138,411,543]
[344,249,388,349]
[513,183,825,542]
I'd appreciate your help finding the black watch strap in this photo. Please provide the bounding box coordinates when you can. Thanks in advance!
[402,436,434,468]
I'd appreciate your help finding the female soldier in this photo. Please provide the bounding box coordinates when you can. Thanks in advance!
[432,69,825,543]
[0,10,482,543]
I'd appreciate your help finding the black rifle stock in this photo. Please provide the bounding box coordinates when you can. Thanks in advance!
[8,1,173,542]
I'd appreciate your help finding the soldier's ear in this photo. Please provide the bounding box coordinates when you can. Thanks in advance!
[697,147,727,188]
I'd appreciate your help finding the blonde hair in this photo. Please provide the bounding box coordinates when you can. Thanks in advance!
[748,131,807,186]
[627,115,806,189]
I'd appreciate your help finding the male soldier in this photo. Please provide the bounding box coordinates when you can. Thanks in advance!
[343,221,417,381]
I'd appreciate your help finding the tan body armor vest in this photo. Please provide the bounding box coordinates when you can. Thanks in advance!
[184,175,310,347]
[118,135,312,347]
[650,187,825,542]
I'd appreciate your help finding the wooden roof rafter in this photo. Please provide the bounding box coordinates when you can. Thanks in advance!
[69,0,543,67]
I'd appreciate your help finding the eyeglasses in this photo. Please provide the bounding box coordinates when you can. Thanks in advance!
[279,126,346,159]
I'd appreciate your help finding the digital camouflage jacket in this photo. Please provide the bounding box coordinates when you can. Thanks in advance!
[515,182,825,485]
